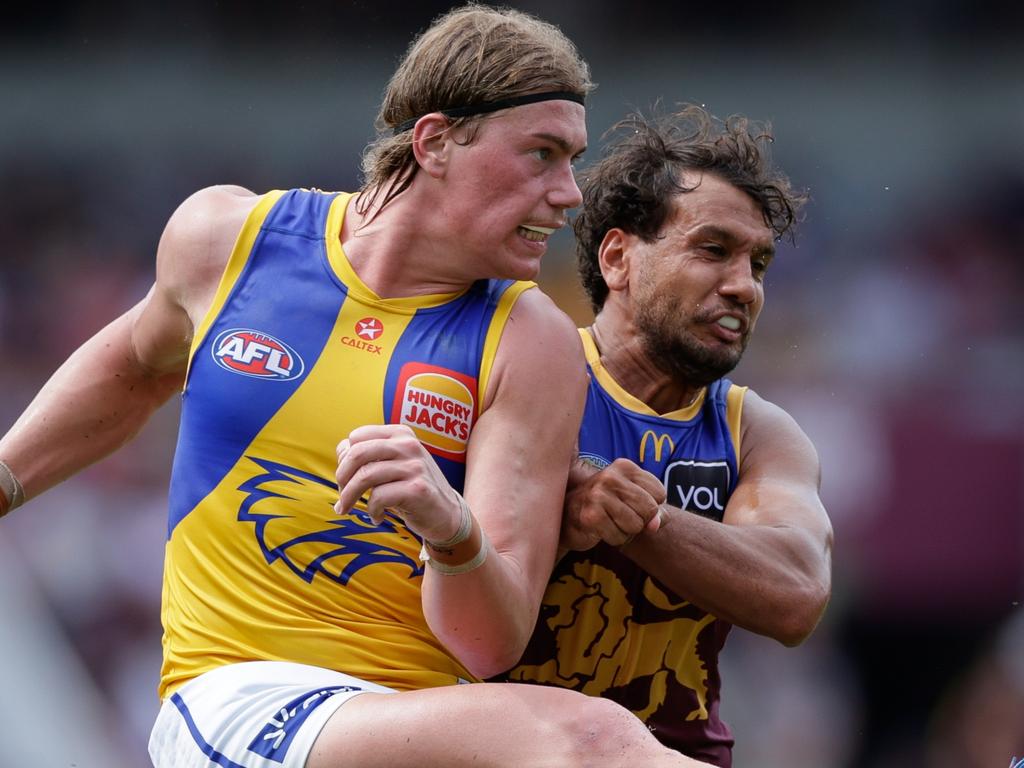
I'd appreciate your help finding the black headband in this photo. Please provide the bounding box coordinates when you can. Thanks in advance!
[392,90,585,135]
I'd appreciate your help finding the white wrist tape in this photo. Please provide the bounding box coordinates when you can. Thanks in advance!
[0,461,25,517]
[421,535,490,576]
[426,494,472,549]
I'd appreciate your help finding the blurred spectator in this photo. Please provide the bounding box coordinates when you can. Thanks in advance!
[927,608,1024,768]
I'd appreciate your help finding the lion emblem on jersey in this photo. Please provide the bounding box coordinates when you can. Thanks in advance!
[236,456,423,584]
[511,560,715,722]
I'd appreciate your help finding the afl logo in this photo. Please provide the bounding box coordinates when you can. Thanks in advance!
[211,328,305,381]
[355,317,383,341]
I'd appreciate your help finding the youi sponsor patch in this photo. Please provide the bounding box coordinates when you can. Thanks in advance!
[391,363,477,462]
[212,328,305,381]
[664,460,731,522]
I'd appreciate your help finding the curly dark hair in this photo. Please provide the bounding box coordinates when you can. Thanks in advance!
[574,104,807,312]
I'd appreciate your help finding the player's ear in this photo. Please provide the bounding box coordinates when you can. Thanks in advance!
[411,114,453,178]
[598,228,631,292]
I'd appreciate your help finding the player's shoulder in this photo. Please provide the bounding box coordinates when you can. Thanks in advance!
[738,387,818,466]
[155,185,263,312]
[485,284,586,403]
[506,285,584,361]
[160,184,262,257]
[163,185,260,244]
[739,387,798,433]
[506,284,579,337]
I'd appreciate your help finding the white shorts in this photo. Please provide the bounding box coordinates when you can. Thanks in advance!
[148,661,395,768]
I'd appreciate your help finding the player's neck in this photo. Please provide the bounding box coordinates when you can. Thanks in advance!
[341,189,472,298]
[588,319,703,415]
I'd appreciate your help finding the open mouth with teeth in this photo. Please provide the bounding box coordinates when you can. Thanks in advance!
[518,225,555,242]
[717,316,741,331]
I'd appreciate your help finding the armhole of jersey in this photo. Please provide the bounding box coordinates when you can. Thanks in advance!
[726,383,748,463]
[578,326,600,366]
[477,281,536,415]
[323,191,360,292]
[183,190,286,381]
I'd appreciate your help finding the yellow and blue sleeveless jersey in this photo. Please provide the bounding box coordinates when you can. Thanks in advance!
[159,189,533,699]
[506,329,745,767]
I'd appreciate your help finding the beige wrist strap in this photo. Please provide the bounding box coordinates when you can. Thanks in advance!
[419,494,489,575]
[426,494,473,549]
[422,535,490,576]
[0,461,25,517]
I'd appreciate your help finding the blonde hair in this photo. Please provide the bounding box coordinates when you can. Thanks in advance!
[358,4,593,217]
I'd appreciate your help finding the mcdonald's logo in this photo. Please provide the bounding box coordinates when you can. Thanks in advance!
[639,430,675,463]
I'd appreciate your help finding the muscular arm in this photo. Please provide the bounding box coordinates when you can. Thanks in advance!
[0,185,256,510]
[619,390,833,646]
[421,289,587,677]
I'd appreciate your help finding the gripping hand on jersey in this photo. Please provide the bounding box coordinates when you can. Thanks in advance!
[560,457,665,551]
[334,424,463,543]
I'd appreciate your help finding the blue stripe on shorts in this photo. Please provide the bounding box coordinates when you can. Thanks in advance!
[172,684,362,766]
[171,693,250,768]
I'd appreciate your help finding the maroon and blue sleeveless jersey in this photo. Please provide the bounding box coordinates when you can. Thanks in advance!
[506,329,746,767]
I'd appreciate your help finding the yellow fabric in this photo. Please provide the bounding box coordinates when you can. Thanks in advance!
[159,190,528,698]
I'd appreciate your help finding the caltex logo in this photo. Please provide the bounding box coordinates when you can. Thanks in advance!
[355,317,383,341]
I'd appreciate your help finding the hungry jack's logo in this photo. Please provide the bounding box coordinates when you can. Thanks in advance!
[391,363,477,462]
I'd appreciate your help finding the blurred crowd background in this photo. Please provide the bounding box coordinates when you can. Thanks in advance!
[1,2,1022,766]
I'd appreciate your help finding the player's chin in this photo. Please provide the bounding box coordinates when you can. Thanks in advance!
[498,254,543,282]
[508,237,549,277]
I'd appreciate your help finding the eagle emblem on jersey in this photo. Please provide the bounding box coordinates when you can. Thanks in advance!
[510,560,715,722]
[236,457,423,584]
